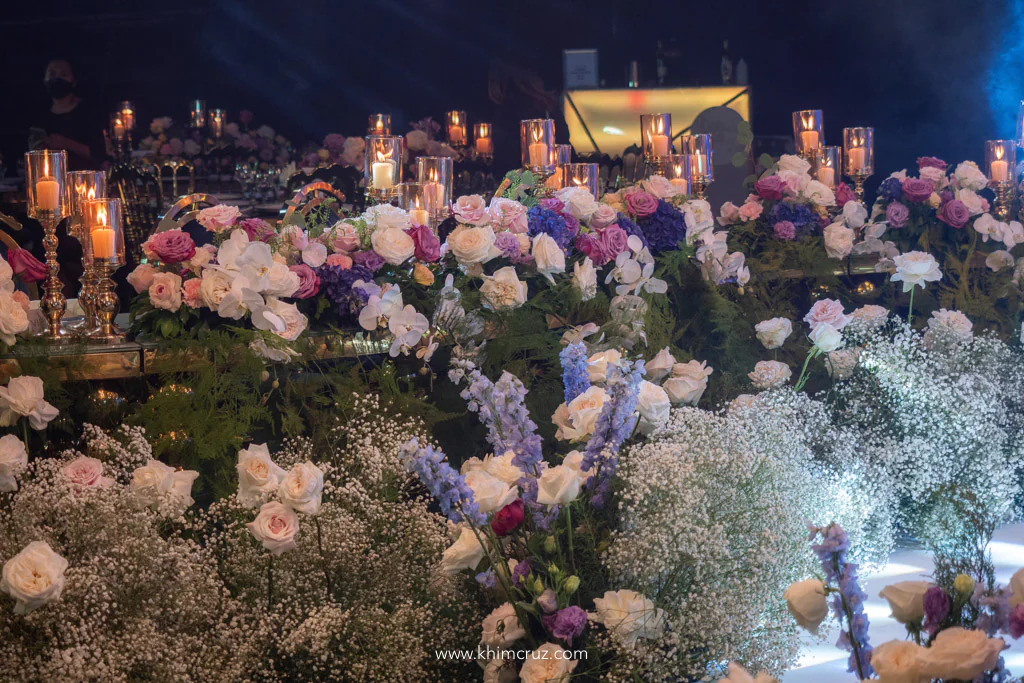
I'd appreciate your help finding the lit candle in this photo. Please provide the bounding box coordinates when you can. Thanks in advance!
[800,130,819,152]
[450,126,465,144]
[992,158,1009,182]
[817,167,835,187]
[35,158,60,211]
[372,159,395,189]
[211,117,223,139]
[476,137,493,155]
[651,134,669,157]
[847,147,866,172]
[528,131,549,167]
[121,108,135,131]
[375,119,384,134]
[410,198,429,226]
[670,178,689,192]
[91,207,115,259]
[113,118,125,141]
[690,153,707,178]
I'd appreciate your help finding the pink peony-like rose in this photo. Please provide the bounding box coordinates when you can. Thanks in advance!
[718,202,741,225]
[197,205,242,233]
[591,203,619,229]
[406,224,441,262]
[539,197,565,213]
[148,272,183,311]
[625,190,659,218]
[127,263,157,293]
[804,298,851,331]
[182,278,203,308]
[325,253,352,269]
[491,499,525,537]
[917,156,947,171]
[289,264,321,299]
[902,177,934,203]
[938,199,970,228]
[575,232,613,266]
[453,194,488,225]
[11,291,29,313]
[488,197,529,233]
[148,230,197,264]
[754,175,785,200]
[738,200,763,222]
[834,182,855,207]
[7,248,47,283]
[239,217,275,243]
[331,223,361,253]
[599,225,629,257]
[62,455,114,489]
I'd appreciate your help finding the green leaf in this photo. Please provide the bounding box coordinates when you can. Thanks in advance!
[732,151,748,168]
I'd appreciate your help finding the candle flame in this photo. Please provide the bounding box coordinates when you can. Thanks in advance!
[674,163,683,177]
[97,206,108,226]
[376,149,391,162]
[43,156,49,176]
[801,112,815,129]
[573,176,584,186]
[451,112,460,125]
[532,128,542,144]
[654,118,664,135]
[996,145,1005,161]
[87,187,96,201]
[429,169,438,183]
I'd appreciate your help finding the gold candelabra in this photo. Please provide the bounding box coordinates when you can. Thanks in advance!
[38,211,67,338]
[691,175,710,200]
[993,181,1015,222]
[92,260,122,341]
[26,150,70,340]
[849,172,871,203]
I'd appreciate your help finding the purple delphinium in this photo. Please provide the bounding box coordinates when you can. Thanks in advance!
[399,438,485,526]
[542,606,588,646]
[559,342,591,405]
[528,206,572,250]
[581,358,645,508]
[615,213,649,251]
[878,176,903,202]
[809,523,874,679]
[923,586,951,636]
[319,264,374,317]
[638,200,685,252]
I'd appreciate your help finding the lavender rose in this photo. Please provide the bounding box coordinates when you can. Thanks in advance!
[289,264,320,299]
[147,230,197,264]
[599,225,629,257]
[886,202,910,228]
[625,190,659,218]
[938,199,970,229]
[902,178,934,203]
[755,175,786,201]
[405,224,441,262]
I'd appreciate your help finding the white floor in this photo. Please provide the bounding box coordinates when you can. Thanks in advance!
[783,523,1024,682]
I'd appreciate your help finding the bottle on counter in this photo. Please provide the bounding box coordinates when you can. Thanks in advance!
[721,40,734,85]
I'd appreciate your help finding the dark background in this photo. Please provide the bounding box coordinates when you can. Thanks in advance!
[1,0,1022,179]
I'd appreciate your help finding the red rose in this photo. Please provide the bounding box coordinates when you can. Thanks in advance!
[491,499,524,537]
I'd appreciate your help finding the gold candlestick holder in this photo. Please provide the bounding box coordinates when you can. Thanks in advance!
[82,198,126,343]
[993,181,1015,222]
[92,261,123,341]
[38,211,67,338]
[25,150,70,340]
[691,176,710,200]
[849,173,871,203]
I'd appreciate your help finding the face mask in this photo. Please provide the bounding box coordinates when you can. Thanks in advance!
[45,78,74,99]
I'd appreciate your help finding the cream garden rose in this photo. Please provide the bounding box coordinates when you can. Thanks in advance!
[1,541,68,614]
[0,434,27,492]
[662,360,712,405]
[148,272,183,311]
[519,643,579,683]
[748,360,792,389]
[824,222,855,259]
[592,589,666,647]
[236,443,286,507]
[645,347,676,381]
[465,470,518,514]
[555,186,599,219]
[878,580,932,624]
[441,525,485,573]
[447,225,499,264]
[0,291,28,345]
[553,385,609,441]
[130,460,199,515]
[871,640,924,683]
[536,465,581,506]
[783,578,828,632]
[247,501,299,555]
[754,317,793,350]
[0,376,58,430]
[481,603,527,647]
[917,627,1004,681]
[480,267,527,310]
[279,461,324,515]
[636,380,670,435]
[892,251,942,291]
[371,227,416,266]
[586,349,622,384]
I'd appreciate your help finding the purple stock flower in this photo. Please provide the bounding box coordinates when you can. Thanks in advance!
[494,231,532,265]
[560,342,591,405]
[400,438,485,526]
[542,606,588,646]
[885,202,910,228]
[923,586,951,635]
[773,220,797,240]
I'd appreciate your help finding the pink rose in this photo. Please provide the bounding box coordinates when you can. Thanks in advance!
[127,264,157,293]
[282,226,309,250]
[62,456,113,489]
[754,175,785,200]
[901,177,934,203]
[289,264,321,298]
[197,204,242,233]
[148,272,183,311]
[834,182,855,207]
[405,224,441,262]
[938,199,970,229]
[148,230,197,264]
[738,200,763,222]
[239,217,275,242]
[625,190,659,218]
[325,253,353,269]
[488,198,529,234]
[7,248,47,283]
[540,197,566,213]
[331,223,361,253]
[453,194,489,225]
[11,291,29,313]
[718,202,741,225]
[599,225,629,256]
[804,298,851,331]
[591,203,619,229]
[575,232,613,266]
[183,278,203,308]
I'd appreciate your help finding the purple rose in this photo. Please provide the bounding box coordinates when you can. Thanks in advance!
[938,199,970,229]
[1010,604,1024,639]
[901,178,934,203]
[834,182,855,207]
[405,224,441,262]
[885,202,910,228]
[562,212,580,237]
[575,232,613,266]
[352,250,386,272]
[148,230,196,264]
[755,175,786,201]
[923,586,950,635]
[289,264,320,299]
[917,156,947,171]
[599,225,629,256]
[773,220,796,240]
[239,217,275,243]
[541,606,588,646]
[539,197,565,213]
[625,190,659,218]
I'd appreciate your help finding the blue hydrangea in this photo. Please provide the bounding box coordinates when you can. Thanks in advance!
[637,200,685,252]
[768,202,817,236]
[319,264,374,317]
[878,176,903,202]
[615,213,649,251]
[528,206,572,250]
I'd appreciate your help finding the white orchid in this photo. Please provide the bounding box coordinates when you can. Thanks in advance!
[358,286,404,331]
[388,305,429,357]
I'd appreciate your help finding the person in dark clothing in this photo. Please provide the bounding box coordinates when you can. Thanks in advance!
[488,59,570,173]
[28,59,104,171]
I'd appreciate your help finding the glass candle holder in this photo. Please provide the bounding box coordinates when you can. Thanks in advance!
[474,122,493,157]
[792,110,824,158]
[545,144,574,189]
[365,135,403,196]
[664,154,691,193]
[680,134,714,182]
[109,113,127,143]
[69,171,107,238]
[82,199,126,266]
[25,150,68,219]
[368,113,391,136]
[189,99,207,129]
[842,127,874,176]
[521,119,555,174]
[640,113,672,159]
[209,109,226,139]
[561,163,600,199]
[813,146,843,189]
[119,101,136,131]
[417,156,454,218]
[986,140,1016,184]
[397,182,440,229]
[446,110,467,147]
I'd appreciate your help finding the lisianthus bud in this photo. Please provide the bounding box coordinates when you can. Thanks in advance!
[544,535,557,553]
[954,574,975,596]
[564,575,580,594]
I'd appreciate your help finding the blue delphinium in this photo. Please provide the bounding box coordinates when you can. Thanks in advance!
[528,205,572,250]
[319,264,374,316]
[878,176,903,202]
[400,438,485,526]
[810,523,874,679]
[581,358,645,508]
[615,213,649,251]
[559,342,591,405]
[638,200,685,252]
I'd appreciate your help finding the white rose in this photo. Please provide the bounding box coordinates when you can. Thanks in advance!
[199,268,234,308]
[130,460,199,515]
[803,179,836,207]
[892,251,942,292]
[554,186,599,220]
[465,470,518,514]
[826,348,860,380]
[371,227,416,266]
[754,318,793,350]
[926,308,973,344]
[236,443,286,507]
[824,222,855,259]
[728,394,759,414]
[645,347,676,382]
[0,435,26,491]
[662,360,712,405]
[871,640,924,683]
[279,461,324,515]
[1,541,67,614]
[586,349,622,384]
[592,589,666,647]
[60,455,113,490]
[536,464,581,506]
[364,203,411,232]
[572,257,598,301]
[265,262,300,298]
[531,233,566,282]
[917,627,1004,681]
[748,360,791,389]
[481,602,527,647]
[919,165,948,189]
[777,154,811,175]
[519,643,579,683]
[641,174,684,200]
[636,380,670,435]
[447,225,499,264]
[716,662,778,683]
[783,578,829,633]
[561,450,593,485]
[481,450,523,487]
[441,525,485,573]
[0,376,58,430]
[809,323,843,353]
[553,385,609,441]
[301,242,328,267]
[480,266,527,310]
[0,292,28,345]
[126,263,158,293]
[878,581,932,624]
[266,298,308,342]
[247,500,299,555]
[953,161,988,192]
[955,188,986,216]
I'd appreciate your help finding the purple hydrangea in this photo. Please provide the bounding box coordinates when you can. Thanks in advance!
[542,606,588,646]
[528,206,572,250]
[319,264,374,317]
[769,202,816,236]
[638,200,685,252]
[615,213,649,250]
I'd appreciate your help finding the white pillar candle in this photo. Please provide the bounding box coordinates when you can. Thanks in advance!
[35,176,60,211]
[816,167,835,187]
[529,141,549,167]
[449,126,465,144]
[690,153,707,177]
[92,228,115,259]
[372,160,394,189]
[799,130,819,152]
[670,178,689,193]
[991,159,1009,183]
[651,134,669,157]
[410,208,429,226]
[475,137,492,155]
[847,147,866,172]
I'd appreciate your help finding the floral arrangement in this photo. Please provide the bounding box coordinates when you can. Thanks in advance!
[298,133,366,170]
[0,251,47,351]
[138,112,293,172]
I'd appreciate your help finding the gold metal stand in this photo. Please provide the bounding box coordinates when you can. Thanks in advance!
[691,176,710,200]
[91,260,124,342]
[38,211,67,339]
[850,173,871,203]
[993,181,1014,221]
